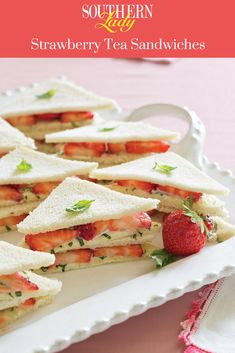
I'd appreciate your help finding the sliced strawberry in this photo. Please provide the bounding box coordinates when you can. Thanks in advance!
[0,214,27,226]
[64,143,95,157]
[64,142,105,158]
[32,181,60,195]
[85,142,106,157]
[25,229,78,252]
[156,185,202,201]
[36,113,60,120]
[20,298,36,307]
[79,176,97,183]
[60,111,94,123]
[0,152,7,158]
[0,185,23,202]
[107,143,126,154]
[108,212,151,232]
[6,115,36,127]
[117,179,155,193]
[55,249,93,265]
[78,223,97,241]
[94,244,143,258]
[126,140,170,154]
[0,272,39,293]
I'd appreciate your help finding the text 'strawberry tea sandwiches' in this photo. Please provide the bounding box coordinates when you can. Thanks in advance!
[91,152,235,242]
[0,118,35,157]
[18,178,160,273]
[45,121,178,166]
[0,78,118,152]
[0,146,97,233]
[0,241,61,331]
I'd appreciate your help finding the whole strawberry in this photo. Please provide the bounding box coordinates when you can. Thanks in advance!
[162,209,207,256]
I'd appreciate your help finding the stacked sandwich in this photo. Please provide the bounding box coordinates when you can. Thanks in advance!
[18,178,160,272]
[90,152,235,244]
[45,121,178,166]
[0,241,61,330]
[0,118,35,157]
[0,78,118,152]
[0,146,97,233]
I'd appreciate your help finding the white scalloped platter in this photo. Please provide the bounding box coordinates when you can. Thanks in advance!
[0,98,235,353]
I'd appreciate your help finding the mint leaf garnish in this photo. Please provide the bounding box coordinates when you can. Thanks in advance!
[36,89,56,99]
[152,163,177,174]
[150,248,179,268]
[99,126,118,132]
[66,199,94,214]
[17,159,32,173]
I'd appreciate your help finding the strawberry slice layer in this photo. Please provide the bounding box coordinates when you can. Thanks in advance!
[117,180,155,193]
[0,185,23,202]
[25,212,152,252]
[125,140,170,154]
[32,181,60,195]
[6,115,36,126]
[52,245,143,270]
[0,214,28,227]
[0,272,39,293]
[156,185,202,201]
[64,142,105,157]
[55,249,93,266]
[117,179,202,202]
[94,244,143,258]
[60,111,94,123]
[25,229,79,252]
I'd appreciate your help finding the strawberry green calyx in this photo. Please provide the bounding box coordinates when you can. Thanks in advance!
[149,248,180,268]
[182,197,217,239]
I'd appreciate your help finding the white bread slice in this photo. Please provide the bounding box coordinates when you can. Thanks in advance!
[90,153,229,196]
[18,177,159,235]
[0,271,61,310]
[214,217,235,241]
[0,78,118,118]
[0,118,35,153]
[106,184,228,217]
[0,241,55,275]
[0,295,54,332]
[0,146,98,185]
[37,242,157,273]
[46,120,178,143]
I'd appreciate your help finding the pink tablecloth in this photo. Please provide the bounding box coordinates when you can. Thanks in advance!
[0,58,234,353]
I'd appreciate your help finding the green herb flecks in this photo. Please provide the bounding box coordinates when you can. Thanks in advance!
[15,291,22,297]
[101,233,111,240]
[71,121,81,128]
[66,199,94,214]
[152,162,177,174]
[98,256,107,260]
[36,89,56,99]
[56,264,67,272]
[150,249,180,269]
[68,241,73,247]
[40,266,48,272]
[5,225,11,232]
[17,159,32,173]
[77,237,85,247]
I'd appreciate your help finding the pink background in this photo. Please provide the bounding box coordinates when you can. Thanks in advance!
[0,58,233,352]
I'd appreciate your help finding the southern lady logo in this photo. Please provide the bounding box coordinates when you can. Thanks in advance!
[82,3,154,33]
